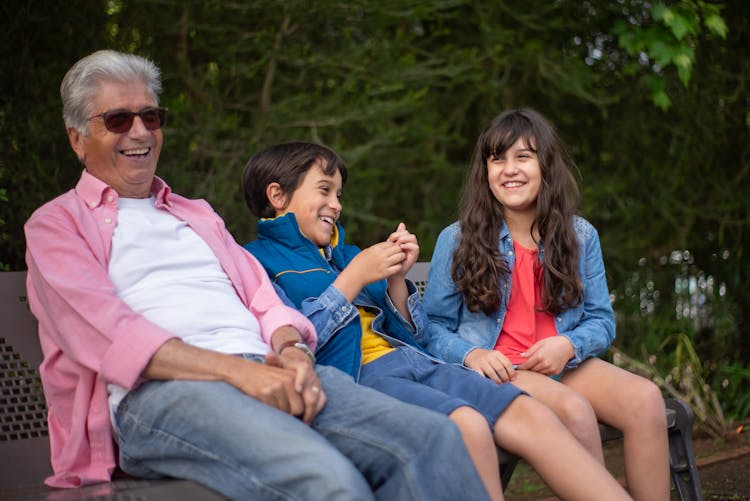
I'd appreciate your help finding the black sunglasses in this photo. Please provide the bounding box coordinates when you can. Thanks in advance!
[88,107,168,134]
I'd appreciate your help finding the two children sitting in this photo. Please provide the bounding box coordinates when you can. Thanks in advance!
[240,140,637,500]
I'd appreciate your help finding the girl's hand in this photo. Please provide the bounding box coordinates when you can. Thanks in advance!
[387,222,419,276]
[464,348,516,383]
[517,336,575,375]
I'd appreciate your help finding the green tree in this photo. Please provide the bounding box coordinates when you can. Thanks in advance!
[2,0,747,423]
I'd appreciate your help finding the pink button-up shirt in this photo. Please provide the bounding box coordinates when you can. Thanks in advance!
[24,170,316,488]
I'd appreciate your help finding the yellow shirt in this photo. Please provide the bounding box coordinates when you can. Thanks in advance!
[315,228,394,364]
[359,307,396,364]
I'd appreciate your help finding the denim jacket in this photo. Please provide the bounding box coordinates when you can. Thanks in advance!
[423,216,615,368]
[245,213,428,380]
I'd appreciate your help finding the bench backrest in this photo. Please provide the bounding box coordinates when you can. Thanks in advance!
[406,261,430,297]
[0,271,53,488]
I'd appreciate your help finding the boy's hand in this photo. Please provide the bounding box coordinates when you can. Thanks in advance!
[352,242,406,283]
[387,222,419,276]
[334,241,405,301]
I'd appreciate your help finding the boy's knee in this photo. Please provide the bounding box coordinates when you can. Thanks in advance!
[493,395,555,439]
[450,406,494,441]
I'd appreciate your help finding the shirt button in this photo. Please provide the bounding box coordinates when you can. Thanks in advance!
[341,306,348,312]
[508,251,514,256]
[104,218,112,224]
[106,195,114,203]
[556,317,562,321]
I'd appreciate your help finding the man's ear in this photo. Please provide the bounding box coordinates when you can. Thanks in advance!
[67,127,86,164]
[266,182,288,212]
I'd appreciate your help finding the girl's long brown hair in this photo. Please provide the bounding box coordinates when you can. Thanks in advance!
[453,109,582,315]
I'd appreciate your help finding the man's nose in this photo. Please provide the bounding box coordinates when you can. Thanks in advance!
[128,116,150,137]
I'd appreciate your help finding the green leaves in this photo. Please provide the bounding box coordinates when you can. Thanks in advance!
[613,1,728,109]
[3,2,749,406]
[652,2,698,40]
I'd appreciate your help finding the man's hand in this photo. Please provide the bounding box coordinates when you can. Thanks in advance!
[275,348,327,423]
[225,355,309,418]
[143,337,324,423]
[517,336,574,375]
[464,348,517,383]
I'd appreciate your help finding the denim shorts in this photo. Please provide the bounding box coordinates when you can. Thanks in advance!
[359,347,524,428]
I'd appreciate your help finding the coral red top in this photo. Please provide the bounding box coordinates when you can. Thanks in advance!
[493,241,557,364]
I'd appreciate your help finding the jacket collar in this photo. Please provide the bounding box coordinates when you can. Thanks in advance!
[257,212,346,256]
[75,169,172,210]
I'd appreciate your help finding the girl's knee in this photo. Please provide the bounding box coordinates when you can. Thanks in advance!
[556,391,597,428]
[630,379,667,427]
[550,393,601,448]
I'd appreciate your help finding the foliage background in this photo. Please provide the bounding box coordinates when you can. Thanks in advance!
[1,0,748,433]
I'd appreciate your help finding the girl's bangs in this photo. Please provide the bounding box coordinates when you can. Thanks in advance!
[482,115,535,160]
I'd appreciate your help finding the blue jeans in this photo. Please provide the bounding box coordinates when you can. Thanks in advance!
[360,347,523,427]
[114,364,489,501]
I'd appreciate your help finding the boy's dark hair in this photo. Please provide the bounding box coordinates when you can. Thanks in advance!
[243,141,348,218]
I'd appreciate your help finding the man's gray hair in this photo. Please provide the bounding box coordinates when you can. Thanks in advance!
[61,50,162,135]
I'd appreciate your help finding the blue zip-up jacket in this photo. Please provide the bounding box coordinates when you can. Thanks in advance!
[423,216,615,368]
[244,213,426,379]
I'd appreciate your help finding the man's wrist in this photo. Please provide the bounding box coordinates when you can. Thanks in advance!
[277,340,316,364]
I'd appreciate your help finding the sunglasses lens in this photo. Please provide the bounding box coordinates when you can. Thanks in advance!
[99,108,166,133]
[141,109,162,130]
[104,112,134,133]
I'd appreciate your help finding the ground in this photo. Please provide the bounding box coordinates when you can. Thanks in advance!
[504,430,750,500]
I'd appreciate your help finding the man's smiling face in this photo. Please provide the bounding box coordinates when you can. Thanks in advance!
[68,80,162,198]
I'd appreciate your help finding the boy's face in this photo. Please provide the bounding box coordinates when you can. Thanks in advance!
[280,160,343,247]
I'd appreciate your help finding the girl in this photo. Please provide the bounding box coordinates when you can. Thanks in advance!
[423,109,669,501]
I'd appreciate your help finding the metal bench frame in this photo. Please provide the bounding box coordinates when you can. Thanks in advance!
[406,262,703,500]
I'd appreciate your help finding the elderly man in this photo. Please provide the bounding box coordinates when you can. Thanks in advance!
[24,50,488,500]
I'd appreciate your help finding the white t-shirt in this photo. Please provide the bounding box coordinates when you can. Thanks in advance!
[107,196,269,417]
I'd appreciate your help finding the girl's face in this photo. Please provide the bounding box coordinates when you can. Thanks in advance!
[486,137,541,217]
[280,160,343,247]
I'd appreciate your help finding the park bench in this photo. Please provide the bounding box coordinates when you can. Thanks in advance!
[1,268,703,500]
[406,262,703,501]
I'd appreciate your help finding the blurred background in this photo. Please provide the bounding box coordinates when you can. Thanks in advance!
[1,0,748,438]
